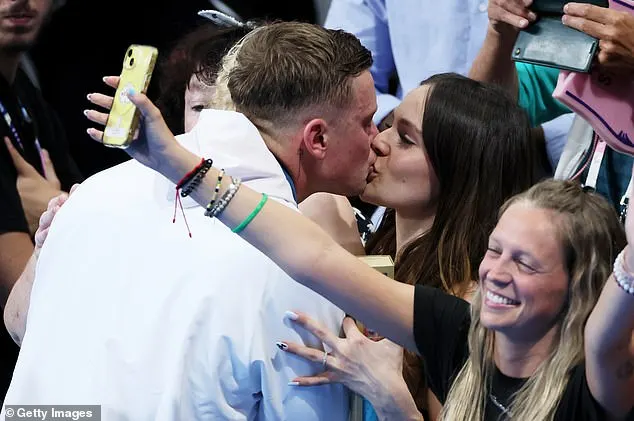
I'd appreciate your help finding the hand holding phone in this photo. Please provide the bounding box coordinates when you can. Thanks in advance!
[103,44,158,148]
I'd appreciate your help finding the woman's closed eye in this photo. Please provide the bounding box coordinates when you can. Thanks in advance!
[191,104,205,112]
[397,133,416,146]
[515,258,537,273]
[486,247,501,256]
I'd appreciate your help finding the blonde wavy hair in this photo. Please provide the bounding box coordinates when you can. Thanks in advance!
[207,26,266,111]
[441,179,626,420]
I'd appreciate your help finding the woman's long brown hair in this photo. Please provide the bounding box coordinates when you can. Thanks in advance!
[365,73,539,412]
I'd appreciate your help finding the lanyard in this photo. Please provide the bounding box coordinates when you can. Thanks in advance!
[584,138,606,191]
[583,136,633,224]
[0,98,25,150]
[0,98,46,177]
[620,177,633,224]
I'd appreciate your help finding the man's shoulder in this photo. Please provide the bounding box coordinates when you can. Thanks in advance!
[78,160,154,193]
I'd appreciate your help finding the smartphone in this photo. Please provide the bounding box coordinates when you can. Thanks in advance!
[103,44,158,148]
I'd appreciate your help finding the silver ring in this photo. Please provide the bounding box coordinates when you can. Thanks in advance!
[321,350,329,369]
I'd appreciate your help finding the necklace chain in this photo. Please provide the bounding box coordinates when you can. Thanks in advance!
[489,393,510,417]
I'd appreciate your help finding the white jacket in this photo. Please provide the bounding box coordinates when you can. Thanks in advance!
[2,110,349,420]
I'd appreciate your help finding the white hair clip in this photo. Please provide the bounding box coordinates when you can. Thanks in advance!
[197,10,257,30]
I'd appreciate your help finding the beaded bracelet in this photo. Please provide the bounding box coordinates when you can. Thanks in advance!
[205,177,242,219]
[181,159,213,197]
[233,193,268,233]
[613,249,634,295]
[204,169,225,216]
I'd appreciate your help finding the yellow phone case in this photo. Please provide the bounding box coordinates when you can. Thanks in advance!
[103,44,158,148]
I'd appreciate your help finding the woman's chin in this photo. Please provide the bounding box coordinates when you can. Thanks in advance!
[359,188,382,206]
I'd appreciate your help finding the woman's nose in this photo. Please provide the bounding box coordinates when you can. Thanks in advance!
[485,258,513,286]
[371,131,390,157]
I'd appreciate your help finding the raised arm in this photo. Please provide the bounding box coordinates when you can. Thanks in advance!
[584,177,634,418]
[85,88,417,352]
[468,0,536,99]
[470,0,570,128]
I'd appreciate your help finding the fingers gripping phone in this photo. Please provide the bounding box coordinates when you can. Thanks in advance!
[103,44,158,148]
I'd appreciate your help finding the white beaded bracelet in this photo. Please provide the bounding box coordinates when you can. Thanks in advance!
[204,177,242,218]
[613,249,634,295]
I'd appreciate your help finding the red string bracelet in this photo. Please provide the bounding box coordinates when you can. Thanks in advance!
[176,158,206,189]
[172,158,206,238]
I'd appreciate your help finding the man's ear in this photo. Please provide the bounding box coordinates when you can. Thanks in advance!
[301,118,329,160]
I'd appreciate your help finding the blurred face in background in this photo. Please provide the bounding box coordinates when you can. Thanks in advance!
[0,0,53,52]
[184,74,216,132]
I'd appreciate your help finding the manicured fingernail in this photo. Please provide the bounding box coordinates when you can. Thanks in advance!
[284,311,299,321]
[86,93,93,100]
[528,12,537,21]
[288,382,300,386]
[127,88,136,96]
[562,15,569,24]
[102,76,108,82]
[83,110,89,116]
[563,3,569,12]
[276,342,288,351]
[519,18,529,27]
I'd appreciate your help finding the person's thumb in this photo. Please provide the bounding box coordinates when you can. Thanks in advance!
[4,137,37,176]
[127,89,161,122]
[41,149,60,186]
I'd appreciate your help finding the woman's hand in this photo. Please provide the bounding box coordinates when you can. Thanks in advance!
[34,184,78,253]
[488,0,537,34]
[563,3,634,73]
[278,312,422,420]
[85,77,190,180]
[4,184,78,346]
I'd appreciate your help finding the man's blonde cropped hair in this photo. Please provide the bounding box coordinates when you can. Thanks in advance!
[223,22,372,125]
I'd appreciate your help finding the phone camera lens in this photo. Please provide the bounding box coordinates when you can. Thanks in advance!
[127,49,133,57]
[129,58,135,66]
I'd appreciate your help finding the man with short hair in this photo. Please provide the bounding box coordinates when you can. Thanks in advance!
[3,21,377,420]
[0,0,81,402]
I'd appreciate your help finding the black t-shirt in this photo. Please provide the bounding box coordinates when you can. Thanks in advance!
[0,68,82,235]
[0,68,82,404]
[412,285,613,421]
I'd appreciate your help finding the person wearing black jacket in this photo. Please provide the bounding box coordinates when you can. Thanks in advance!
[0,0,82,403]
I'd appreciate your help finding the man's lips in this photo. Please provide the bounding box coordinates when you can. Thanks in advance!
[5,16,33,25]
[366,168,378,182]
[3,10,36,24]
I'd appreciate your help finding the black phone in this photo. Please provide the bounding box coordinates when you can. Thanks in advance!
[530,0,608,14]
[512,0,609,72]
